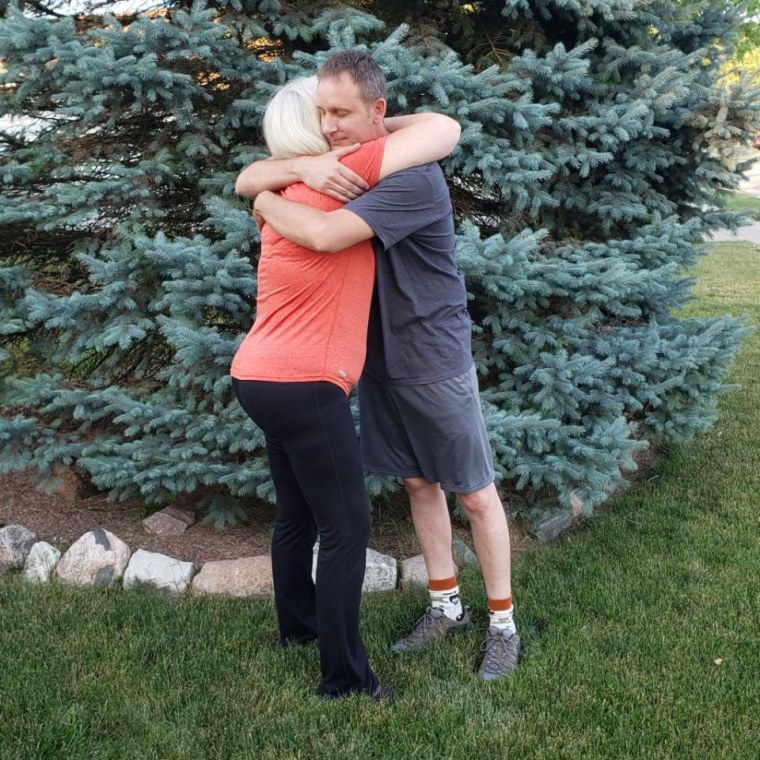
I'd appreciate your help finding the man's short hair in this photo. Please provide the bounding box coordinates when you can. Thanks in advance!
[318,50,387,103]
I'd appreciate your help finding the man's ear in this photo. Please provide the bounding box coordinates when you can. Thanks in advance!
[371,97,387,124]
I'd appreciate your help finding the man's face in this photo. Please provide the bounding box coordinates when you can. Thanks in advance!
[316,72,385,147]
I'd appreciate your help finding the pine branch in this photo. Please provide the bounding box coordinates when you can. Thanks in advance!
[21,0,67,17]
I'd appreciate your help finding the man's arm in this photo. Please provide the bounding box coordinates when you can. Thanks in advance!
[235,145,370,202]
[379,113,460,178]
[254,190,373,253]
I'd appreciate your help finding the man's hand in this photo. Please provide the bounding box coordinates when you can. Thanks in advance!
[298,144,369,202]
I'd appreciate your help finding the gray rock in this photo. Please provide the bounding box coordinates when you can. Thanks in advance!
[452,536,479,567]
[399,554,460,588]
[123,549,197,598]
[312,543,398,592]
[142,506,195,536]
[0,524,38,576]
[399,554,429,587]
[192,555,273,598]
[55,529,131,588]
[363,547,398,591]
[528,511,574,543]
[529,490,586,543]
[23,541,61,584]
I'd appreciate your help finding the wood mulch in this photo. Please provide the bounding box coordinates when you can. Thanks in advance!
[0,470,275,567]
[0,469,533,568]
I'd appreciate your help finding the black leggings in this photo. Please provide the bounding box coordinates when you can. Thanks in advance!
[232,378,378,697]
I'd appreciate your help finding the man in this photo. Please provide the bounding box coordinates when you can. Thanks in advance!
[236,51,520,681]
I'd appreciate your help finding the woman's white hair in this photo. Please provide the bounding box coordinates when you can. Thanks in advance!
[263,76,330,159]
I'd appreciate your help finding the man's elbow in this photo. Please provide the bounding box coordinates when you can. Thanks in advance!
[292,211,366,253]
[308,230,344,253]
[446,119,462,151]
[301,220,350,253]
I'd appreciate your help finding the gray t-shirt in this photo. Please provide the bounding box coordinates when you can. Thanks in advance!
[346,163,473,385]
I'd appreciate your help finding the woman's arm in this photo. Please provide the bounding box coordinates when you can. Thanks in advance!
[235,144,370,200]
[235,114,459,199]
[378,112,460,180]
[252,113,461,254]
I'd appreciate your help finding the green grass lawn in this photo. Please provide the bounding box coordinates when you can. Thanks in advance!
[721,191,760,221]
[2,242,760,760]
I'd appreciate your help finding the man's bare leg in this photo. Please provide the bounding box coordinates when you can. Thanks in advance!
[402,476,456,580]
[389,477,471,653]
[458,482,519,680]
[456,481,511,599]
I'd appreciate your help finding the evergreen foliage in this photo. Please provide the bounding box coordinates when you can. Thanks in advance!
[1,0,757,525]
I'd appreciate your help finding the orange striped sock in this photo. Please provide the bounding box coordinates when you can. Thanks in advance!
[488,597,516,633]
[488,597,512,612]
[429,576,458,592]
[429,576,463,619]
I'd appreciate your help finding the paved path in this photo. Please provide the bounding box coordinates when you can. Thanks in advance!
[712,158,760,244]
[738,158,760,196]
[711,224,760,244]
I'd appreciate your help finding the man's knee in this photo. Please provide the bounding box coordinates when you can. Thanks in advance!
[456,482,501,519]
[403,476,437,497]
[403,477,450,516]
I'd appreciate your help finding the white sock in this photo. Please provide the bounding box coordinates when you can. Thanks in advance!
[429,584,464,621]
[489,605,517,634]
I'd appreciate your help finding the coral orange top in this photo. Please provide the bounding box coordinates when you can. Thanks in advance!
[230,137,386,394]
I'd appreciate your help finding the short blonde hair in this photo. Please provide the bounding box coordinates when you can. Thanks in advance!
[262,76,330,159]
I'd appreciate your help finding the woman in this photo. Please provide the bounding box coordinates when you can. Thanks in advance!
[231,76,460,700]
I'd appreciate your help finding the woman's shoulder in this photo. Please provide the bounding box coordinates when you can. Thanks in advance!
[340,138,387,186]
[342,138,386,166]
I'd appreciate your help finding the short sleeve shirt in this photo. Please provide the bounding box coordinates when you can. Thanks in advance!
[230,138,385,393]
[345,162,472,385]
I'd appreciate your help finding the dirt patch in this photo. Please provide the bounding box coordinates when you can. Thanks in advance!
[0,470,275,566]
[0,469,533,568]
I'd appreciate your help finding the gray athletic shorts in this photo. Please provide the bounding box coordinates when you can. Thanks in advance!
[358,365,495,494]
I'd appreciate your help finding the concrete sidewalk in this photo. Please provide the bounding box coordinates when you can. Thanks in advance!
[738,158,760,196]
[712,158,760,243]
[711,224,760,244]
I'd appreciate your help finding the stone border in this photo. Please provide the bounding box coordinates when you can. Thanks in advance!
[0,523,480,600]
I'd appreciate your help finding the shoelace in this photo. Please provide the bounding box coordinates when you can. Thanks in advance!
[405,609,438,644]
[480,631,518,673]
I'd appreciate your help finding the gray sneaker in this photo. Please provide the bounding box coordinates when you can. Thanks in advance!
[477,626,521,681]
[391,605,472,653]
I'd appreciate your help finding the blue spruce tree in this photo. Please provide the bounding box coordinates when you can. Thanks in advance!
[1,0,756,526]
